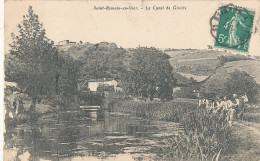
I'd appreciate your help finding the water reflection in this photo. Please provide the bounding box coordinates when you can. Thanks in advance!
[4,111,180,161]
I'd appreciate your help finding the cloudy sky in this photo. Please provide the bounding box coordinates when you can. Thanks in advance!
[4,1,260,55]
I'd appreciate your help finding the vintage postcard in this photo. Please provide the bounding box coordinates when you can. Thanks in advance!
[3,0,260,161]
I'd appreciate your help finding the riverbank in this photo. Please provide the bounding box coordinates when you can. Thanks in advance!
[107,98,260,160]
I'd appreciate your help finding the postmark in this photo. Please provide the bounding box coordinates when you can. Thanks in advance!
[210,4,255,52]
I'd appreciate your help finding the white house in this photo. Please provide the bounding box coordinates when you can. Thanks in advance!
[88,78,118,92]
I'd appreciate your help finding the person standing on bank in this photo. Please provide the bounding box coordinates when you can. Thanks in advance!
[239,93,248,121]
[232,94,240,119]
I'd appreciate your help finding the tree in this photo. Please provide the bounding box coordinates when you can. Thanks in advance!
[203,69,259,102]
[8,6,58,110]
[56,53,80,106]
[226,70,259,102]
[78,42,126,79]
[122,47,175,101]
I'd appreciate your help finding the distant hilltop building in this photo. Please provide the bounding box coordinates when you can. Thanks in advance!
[56,40,77,45]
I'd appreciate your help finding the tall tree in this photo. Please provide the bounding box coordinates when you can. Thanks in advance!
[8,6,58,110]
[122,47,175,101]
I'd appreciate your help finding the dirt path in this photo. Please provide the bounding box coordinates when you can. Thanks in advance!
[234,121,260,144]
[230,121,260,160]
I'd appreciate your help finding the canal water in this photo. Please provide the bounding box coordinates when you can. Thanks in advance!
[4,111,180,161]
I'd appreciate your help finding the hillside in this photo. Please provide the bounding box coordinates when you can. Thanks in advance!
[166,49,234,76]
[202,60,260,96]
[56,44,258,85]
[223,60,260,84]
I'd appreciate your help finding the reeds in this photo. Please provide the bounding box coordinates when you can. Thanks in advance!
[161,108,234,161]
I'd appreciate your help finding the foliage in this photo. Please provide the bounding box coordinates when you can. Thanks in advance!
[7,6,59,110]
[77,42,126,79]
[225,70,259,102]
[79,92,103,106]
[56,53,80,104]
[161,109,235,161]
[102,91,126,110]
[122,47,175,101]
[218,55,251,66]
[203,69,259,103]
[6,6,79,109]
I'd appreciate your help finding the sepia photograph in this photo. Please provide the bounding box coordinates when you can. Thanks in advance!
[3,1,260,161]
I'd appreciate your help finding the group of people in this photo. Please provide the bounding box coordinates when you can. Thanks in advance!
[198,93,248,126]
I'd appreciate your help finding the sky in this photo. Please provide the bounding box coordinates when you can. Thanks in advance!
[4,1,260,55]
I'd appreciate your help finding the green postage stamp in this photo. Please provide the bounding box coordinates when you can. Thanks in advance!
[214,5,255,52]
